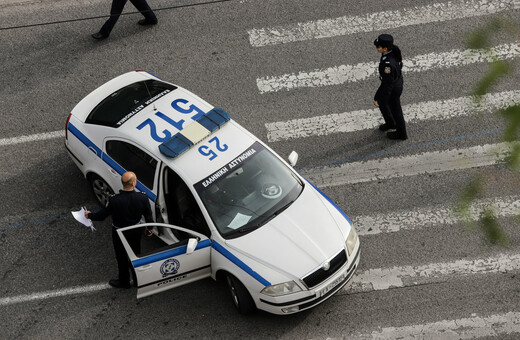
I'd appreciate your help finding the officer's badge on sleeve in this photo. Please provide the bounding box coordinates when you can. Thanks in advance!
[384,67,391,74]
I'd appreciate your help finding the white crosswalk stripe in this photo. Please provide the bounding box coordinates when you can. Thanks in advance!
[353,195,520,236]
[345,252,520,294]
[301,142,515,188]
[266,90,520,142]
[248,0,519,47]
[257,42,520,93]
[343,312,520,339]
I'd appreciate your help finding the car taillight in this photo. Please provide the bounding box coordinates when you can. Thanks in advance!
[65,113,72,140]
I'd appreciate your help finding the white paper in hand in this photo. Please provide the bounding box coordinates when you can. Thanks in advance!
[71,207,96,231]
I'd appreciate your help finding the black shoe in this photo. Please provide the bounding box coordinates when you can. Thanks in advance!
[138,19,158,26]
[91,32,108,40]
[379,123,396,131]
[387,131,408,140]
[109,279,131,288]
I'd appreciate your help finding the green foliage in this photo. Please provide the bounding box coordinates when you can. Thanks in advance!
[457,17,519,244]
[473,60,509,99]
[456,175,482,217]
[455,175,482,231]
[480,209,508,245]
[466,18,503,49]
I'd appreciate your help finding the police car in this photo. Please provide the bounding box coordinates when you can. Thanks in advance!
[65,71,360,314]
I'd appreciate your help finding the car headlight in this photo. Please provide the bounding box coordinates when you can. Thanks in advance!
[346,227,358,256]
[261,281,302,297]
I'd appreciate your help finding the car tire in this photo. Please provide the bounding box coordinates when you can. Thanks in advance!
[89,174,114,207]
[226,274,256,314]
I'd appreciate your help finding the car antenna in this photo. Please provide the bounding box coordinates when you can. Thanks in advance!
[143,81,157,111]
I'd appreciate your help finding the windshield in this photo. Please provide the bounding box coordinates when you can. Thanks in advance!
[194,142,303,238]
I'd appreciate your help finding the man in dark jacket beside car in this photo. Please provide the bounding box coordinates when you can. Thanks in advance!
[85,171,154,288]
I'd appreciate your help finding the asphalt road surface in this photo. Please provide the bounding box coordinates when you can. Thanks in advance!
[1,0,520,339]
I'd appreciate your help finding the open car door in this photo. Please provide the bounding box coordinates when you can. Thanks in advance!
[116,223,211,299]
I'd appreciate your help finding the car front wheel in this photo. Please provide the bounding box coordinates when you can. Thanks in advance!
[89,174,114,207]
[226,274,256,314]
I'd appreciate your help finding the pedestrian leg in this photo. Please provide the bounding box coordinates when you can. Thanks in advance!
[387,85,407,140]
[130,0,157,24]
[99,0,129,37]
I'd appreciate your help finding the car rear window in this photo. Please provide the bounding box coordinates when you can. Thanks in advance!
[86,80,177,127]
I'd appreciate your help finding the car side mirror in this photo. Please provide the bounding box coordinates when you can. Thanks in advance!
[186,238,198,254]
[288,151,298,167]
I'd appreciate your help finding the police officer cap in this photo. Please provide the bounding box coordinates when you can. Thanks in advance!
[374,34,393,48]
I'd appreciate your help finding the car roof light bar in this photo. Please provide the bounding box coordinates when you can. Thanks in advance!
[159,107,230,159]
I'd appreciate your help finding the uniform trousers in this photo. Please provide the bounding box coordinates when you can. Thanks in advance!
[378,81,406,136]
[112,227,141,284]
[100,0,157,36]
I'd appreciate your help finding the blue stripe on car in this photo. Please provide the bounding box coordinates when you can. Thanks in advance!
[67,122,102,156]
[305,180,353,226]
[68,122,157,202]
[212,240,271,287]
[132,239,211,267]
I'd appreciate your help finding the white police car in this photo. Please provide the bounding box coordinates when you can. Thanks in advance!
[65,71,360,314]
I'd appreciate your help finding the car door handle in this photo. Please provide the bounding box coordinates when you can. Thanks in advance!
[87,146,98,159]
[110,169,118,175]
[137,264,152,271]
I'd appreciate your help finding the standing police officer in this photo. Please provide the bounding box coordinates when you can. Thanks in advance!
[373,34,408,140]
[85,171,153,288]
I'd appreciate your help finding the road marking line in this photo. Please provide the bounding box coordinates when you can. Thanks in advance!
[0,130,64,146]
[266,90,520,142]
[3,252,518,306]
[257,42,520,93]
[248,0,519,47]
[344,312,520,339]
[354,195,520,236]
[345,252,520,294]
[300,142,515,188]
[0,283,110,306]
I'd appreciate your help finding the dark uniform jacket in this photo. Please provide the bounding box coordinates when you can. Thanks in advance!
[374,50,403,103]
[88,189,153,228]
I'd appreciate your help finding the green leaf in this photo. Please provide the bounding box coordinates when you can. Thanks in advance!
[500,105,520,143]
[480,209,508,245]
[473,60,509,98]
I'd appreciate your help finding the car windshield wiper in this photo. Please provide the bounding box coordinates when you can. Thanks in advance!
[258,199,294,225]
[224,197,297,238]
[243,199,296,233]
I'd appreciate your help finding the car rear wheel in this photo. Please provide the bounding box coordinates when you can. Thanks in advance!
[89,174,114,207]
[226,274,256,314]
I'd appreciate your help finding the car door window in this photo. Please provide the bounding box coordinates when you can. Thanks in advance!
[163,167,210,237]
[106,140,157,190]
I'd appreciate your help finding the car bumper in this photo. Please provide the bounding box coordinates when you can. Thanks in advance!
[257,245,360,315]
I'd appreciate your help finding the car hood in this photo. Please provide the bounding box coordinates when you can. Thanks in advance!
[224,184,346,280]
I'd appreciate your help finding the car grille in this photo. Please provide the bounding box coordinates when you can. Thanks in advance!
[302,250,347,288]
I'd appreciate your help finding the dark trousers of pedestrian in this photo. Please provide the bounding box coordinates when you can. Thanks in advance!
[378,82,407,137]
[100,0,157,37]
[112,227,141,284]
